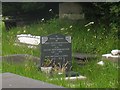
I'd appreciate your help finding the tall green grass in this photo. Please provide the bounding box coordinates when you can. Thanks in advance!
[1,18,119,88]
[2,59,118,88]
[0,21,2,56]
[0,21,2,73]
[2,18,119,56]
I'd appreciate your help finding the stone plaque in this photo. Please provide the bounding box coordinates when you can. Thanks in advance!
[40,34,72,70]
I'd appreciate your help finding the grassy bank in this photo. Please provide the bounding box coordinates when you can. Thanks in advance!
[2,59,118,88]
[2,18,119,88]
[2,18,119,56]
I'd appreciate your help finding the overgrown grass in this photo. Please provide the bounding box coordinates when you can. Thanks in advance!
[2,18,119,56]
[2,59,118,88]
[1,18,119,88]
[0,21,2,73]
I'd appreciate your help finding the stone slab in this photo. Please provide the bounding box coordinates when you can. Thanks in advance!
[50,75,86,81]
[1,73,64,88]
[0,53,97,63]
[17,34,40,45]
[72,53,98,60]
[65,75,86,80]
[0,54,40,63]
[102,54,120,63]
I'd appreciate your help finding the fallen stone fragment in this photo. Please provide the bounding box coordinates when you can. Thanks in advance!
[49,75,86,81]
[102,49,120,63]
[97,61,104,66]
[17,34,40,45]
[65,75,86,80]
[102,54,120,62]
[111,50,120,56]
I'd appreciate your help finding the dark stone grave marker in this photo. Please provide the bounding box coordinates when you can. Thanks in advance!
[40,34,72,70]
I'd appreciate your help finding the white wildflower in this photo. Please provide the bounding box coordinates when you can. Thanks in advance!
[23,30,26,33]
[41,18,44,21]
[87,29,90,31]
[85,22,94,27]
[69,25,72,28]
[58,72,63,75]
[93,36,96,38]
[5,17,9,20]
[91,22,94,24]
[97,61,104,66]
[60,28,64,31]
[49,9,52,12]
[28,45,34,48]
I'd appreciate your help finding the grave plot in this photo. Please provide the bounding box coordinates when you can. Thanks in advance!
[40,34,72,72]
[2,34,87,83]
[40,34,87,80]
[1,54,40,64]
[2,31,118,88]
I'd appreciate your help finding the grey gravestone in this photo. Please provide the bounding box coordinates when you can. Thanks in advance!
[40,34,72,70]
